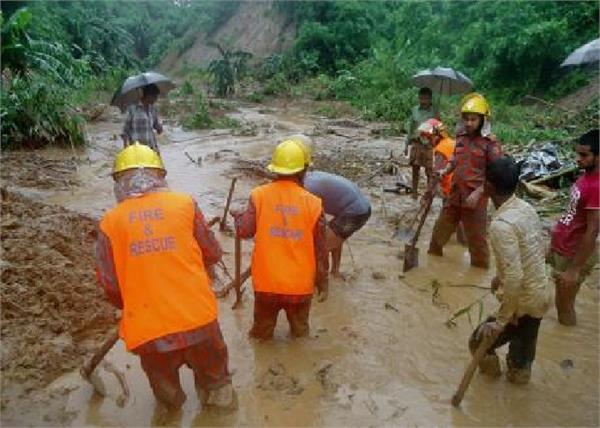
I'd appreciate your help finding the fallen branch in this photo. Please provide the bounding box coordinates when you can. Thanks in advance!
[527,166,578,186]
[521,180,557,200]
[184,151,201,166]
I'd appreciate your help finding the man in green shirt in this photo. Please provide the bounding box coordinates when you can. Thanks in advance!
[404,87,440,199]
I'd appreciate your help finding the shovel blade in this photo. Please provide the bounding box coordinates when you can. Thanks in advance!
[403,244,419,272]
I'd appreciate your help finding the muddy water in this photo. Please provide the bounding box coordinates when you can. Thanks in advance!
[3,106,598,426]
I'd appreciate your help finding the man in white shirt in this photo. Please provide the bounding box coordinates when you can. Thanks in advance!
[468,156,550,384]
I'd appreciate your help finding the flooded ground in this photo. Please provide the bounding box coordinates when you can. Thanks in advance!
[1,102,598,427]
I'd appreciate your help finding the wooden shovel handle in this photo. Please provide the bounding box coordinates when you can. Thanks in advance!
[409,184,437,246]
[232,234,244,309]
[80,329,119,379]
[451,330,500,407]
[215,267,250,298]
[220,178,237,231]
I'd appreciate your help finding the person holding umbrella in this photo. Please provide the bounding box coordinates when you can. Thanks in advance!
[112,72,175,153]
[408,67,474,199]
[121,84,164,152]
[404,87,440,199]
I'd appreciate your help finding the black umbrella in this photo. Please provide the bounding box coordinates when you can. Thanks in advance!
[111,71,175,113]
[412,66,473,96]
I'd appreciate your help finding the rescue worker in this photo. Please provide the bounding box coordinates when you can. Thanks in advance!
[468,156,549,384]
[96,143,235,414]
[290,136,371,278]
[548,129,599,326]
[428,93,503,268]
[232,140,329,340]
[404,87,440,199]
[122,83,164,153]
[418,119,455,199]
[418,119,466,244]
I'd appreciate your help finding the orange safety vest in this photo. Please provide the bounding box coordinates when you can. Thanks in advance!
[100,191,217,351]
[251,180,322,295]
[434,136,456,197]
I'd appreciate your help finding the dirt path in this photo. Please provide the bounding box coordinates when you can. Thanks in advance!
[1,102,598,426]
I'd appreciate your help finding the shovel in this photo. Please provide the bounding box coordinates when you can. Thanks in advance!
[451,329,501,407]
[394,208,423,241]
[402,178,437,272]
[394,178,437,241]
[220,178,237,231]
[80,329,119,396]
[231,234,245,309]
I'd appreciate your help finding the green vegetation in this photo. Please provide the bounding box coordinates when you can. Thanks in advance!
[268,1,598,118]
[181,91,241,131]
[207,43,252,97]
[1,0,597,149]
[1,0,240,148]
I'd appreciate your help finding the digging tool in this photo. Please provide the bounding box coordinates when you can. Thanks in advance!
[207,216,220,227]
[80,329,119,396]
[220,178,237,231]
[231,234,245,309]
[394,205,425,241]
[402,178,438,272]
[451,329,501,407]
[215,267,251,298]
[394,179,437,241]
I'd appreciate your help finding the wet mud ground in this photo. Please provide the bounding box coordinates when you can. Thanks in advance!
[1,102,598,426]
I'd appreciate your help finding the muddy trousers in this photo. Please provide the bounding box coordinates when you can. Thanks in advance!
[428,204,489,268]
[469,315,542,369]
[250,294,311,340]
[548,250,597,326]
[139,337,231,409]
[409,140,433,198]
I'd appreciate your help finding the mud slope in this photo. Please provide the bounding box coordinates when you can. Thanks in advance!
[1,189,116,398]
[160,1,295,73]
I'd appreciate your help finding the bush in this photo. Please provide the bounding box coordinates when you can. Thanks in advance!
[183,92,212,130]
[1,74,85,149]
[246,91,265,103]
[180,80,195,96]
[263,73,289,96]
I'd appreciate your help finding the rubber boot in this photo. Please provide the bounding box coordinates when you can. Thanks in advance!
[478,354,502,377]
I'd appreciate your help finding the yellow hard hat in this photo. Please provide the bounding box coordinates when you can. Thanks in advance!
[461,92,491,117]
[288,136,313,166]
[267,139,306,175]
[112,142,165,175]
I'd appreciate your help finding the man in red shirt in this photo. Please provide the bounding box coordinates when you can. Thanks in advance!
[548,129,599,326]
[428,93,503,268]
